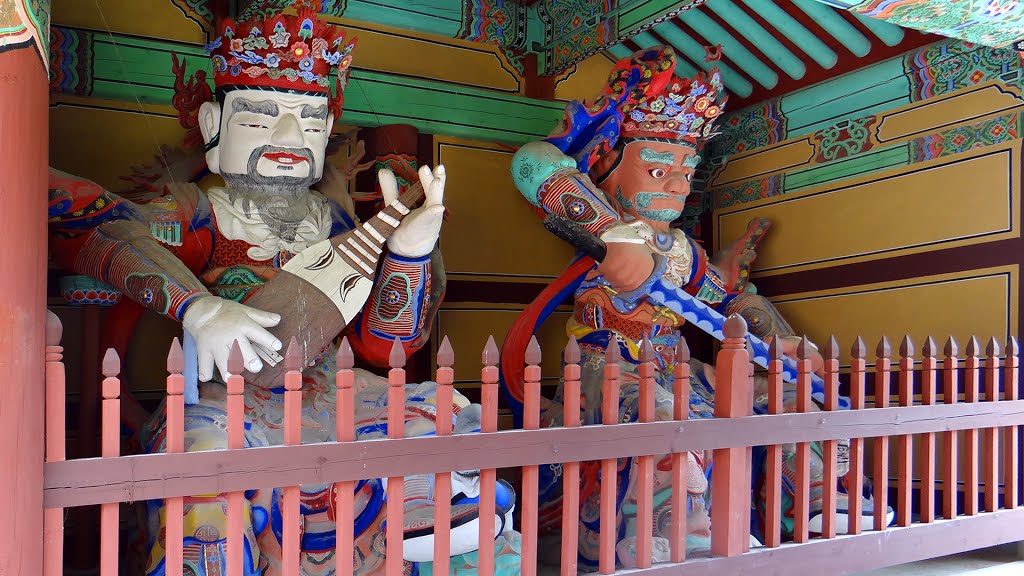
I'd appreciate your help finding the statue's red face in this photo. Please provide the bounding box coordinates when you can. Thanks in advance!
[596,140,698,231]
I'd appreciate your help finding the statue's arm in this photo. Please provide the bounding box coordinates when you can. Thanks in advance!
[511,141,627,239]
[348,248,443,367]
[48,168,214,322]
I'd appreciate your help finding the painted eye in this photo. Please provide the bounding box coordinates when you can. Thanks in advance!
[240,123,268,129]
[649,167,667,178]
[685,172,694,182]
[304,128,326,133]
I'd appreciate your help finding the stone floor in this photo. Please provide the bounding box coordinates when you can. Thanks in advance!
[855,544,1024,575]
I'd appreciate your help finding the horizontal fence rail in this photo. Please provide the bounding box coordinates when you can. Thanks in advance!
[41,311,1024,575]
[43,401,1024,509]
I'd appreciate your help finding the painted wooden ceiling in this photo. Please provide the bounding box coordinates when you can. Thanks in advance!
[181,0,1015,106]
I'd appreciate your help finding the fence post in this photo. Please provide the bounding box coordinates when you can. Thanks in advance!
[283,339,303,575]
[848,337,867,535]
[599,343,621,574]
[165,338,185,576]
[984,338,1001,513]
[522,336,542,576]
[100,349,121,575]
[920,337,938,524]
[710,315,753,557]
[226,342,245,576]
[764,338,784,548]
[671,338,690,562]
[387,338,407,574]
[335,338,355,576]
[478,336,500,575]
[874,336,892,532]
[1004,337,1019,509]
[943,337,960,520]
[964,336,981,516]
[896,336,914,528]
[821,336,840,538]
[434,336,454,576]
[44,311,65,576]
[561,336,582,576]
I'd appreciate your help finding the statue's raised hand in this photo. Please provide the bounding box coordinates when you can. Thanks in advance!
[381,165,446,258]
[182,295,283,381]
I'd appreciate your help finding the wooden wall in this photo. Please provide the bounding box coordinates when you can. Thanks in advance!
[707,38,1023,370]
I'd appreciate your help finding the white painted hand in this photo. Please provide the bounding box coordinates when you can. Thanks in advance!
[380,165,446,258]
[182,295,282,381]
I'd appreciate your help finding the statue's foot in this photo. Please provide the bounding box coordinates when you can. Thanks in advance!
[400,479,517,562]
[807,492,894,535]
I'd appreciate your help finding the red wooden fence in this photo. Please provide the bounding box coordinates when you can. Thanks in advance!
[41,313,1024,575]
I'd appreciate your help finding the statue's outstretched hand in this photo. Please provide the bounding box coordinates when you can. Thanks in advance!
[382,165,446,258]
[182,296,283,381]
[595,226,656,293]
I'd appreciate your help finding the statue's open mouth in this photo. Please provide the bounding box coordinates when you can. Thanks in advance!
[262,152,309,165]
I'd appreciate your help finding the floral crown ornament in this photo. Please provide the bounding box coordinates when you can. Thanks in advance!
[544,46,728,173]
[204,2,356,119]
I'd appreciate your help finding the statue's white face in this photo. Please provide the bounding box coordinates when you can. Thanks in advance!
[199,89,335,188]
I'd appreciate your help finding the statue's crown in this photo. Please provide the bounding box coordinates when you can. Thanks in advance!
[205,3,355,118]
[609,47,728,145]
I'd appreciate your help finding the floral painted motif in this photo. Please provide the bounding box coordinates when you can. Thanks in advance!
[910,111,1020,160]
[906,39,1023,100]
[850,0,1024,48]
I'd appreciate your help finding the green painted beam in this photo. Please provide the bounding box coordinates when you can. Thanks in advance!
[618,0,701,36]
[677,8,778,89]
[707,0,805,80]
[52,27,563,145]
[650,23,753,97]
[342,0,463,38]
[791,0,871,57]
[740,0,838,69]
[851,11,905,47]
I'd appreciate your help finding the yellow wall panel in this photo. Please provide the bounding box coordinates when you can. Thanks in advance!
[716,141,1019,274]
[50,104,187,192]
[330,20,522,94]
[876,83,1024,143]
[710,139,815,186]
[553,52,616,102]
[770,267,1018,366]
[435,137,576,278]
[53,0,208,44]
[435,307,572,383]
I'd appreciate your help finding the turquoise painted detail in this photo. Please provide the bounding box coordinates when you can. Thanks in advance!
[791,0,871,57]
[677,8,778,89]
[343,0,463,38]
[850,11,905,47]
[607,44,634,59]
[652,23,753,97]
[781,56,910,137]
[785,144,910,191]
[742,0,838,69]
[639,148,676,164]
[510,141,578,206]
[707,0,806,80]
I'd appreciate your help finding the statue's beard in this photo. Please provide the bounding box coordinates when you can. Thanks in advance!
[220,145,325,242]
[221,145,320,194]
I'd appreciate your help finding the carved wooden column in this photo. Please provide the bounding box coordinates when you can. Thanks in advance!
[0,2,51,573]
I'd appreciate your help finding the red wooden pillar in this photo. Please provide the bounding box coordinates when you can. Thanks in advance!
[0,11,49,574]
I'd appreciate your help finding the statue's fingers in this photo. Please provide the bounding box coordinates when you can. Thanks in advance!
[425,165,445,206]
[418,164,434,194]
[245,307,281,329]
[236,339,263,374]
[378,168,400,204]
[245,326,282,355]
[198,350,216,382]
